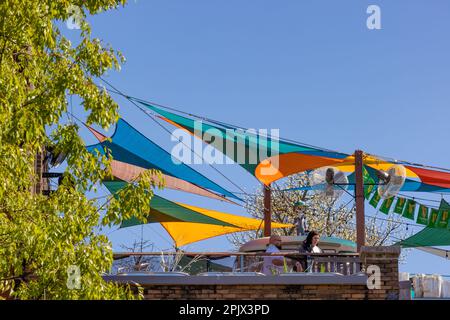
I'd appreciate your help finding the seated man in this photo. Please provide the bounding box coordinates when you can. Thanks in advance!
[261,235,285,275]
[246,235,303,273]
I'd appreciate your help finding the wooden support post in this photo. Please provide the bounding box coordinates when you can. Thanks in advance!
[263,183,272,237]
[355,150,365,252]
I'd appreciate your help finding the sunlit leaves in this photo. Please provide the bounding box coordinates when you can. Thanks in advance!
[104,170,165,227]
[0,0,160,300]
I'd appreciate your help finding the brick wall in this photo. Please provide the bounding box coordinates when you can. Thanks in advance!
[128,246,402,300]
[360,245,401,300]
[141,284,371,300]
[33,151,48,195]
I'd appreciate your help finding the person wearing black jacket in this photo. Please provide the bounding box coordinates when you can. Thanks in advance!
[295,231,321,272]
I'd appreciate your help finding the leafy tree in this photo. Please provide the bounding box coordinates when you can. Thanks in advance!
[0,0,164,299]
[228,173,409,249]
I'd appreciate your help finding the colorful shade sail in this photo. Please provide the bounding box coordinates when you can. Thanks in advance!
[397,198,450,247]
[110,158,238,204]
[86,118,241,201]
[139,101,450,189]
[103,180,293,247]
[396,227,450,247]
[138,101,349,185]
[89,127,235,203]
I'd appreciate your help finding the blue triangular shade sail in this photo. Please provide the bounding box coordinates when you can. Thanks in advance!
[86,118,241,201]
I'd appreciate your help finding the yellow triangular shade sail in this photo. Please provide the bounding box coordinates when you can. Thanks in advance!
[160,202,293,247]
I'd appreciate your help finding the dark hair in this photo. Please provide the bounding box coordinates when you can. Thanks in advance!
[303,231,319,249]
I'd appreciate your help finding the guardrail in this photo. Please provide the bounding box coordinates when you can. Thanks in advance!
[113,252,361,276]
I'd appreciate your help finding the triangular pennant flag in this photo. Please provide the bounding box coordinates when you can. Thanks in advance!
[402,199,416,220]
[363,166,376,200]
[369,190,382,208]
[380,197,394,215]
[428,208,440,228]
[394,197,407,215]
[416,204,429,225]
[436,199,450,229]
[364,184,376,200]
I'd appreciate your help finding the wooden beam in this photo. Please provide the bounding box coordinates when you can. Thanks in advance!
[263,183,272,237]
[354,150,365,252]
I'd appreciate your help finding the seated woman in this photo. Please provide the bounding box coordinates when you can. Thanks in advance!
[295,231,321,272]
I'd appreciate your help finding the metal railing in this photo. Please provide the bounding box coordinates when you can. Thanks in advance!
[113,252,362,276]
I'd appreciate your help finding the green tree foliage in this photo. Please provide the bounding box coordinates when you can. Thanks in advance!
[0,0,164,299]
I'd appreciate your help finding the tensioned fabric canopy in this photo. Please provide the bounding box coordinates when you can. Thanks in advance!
[86,118,241,202]
[138,101,350,184]
[138,101,450,191]
[103,180,293,247]
[396,227,450,248]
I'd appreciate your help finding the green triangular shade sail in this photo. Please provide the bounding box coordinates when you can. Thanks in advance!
[103,180,293,247]
[397,227,450,247]
[397,199,450,247]
[103,181,235,228]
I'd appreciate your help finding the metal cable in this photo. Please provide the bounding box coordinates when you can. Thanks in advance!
[98,76,250,197]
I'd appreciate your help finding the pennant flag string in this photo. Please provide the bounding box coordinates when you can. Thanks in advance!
[397,193,442,204]
[364,187,449,228]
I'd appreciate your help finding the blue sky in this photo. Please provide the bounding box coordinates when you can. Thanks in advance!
[65,1,450,275]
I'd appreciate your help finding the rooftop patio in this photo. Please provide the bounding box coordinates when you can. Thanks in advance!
[104,246,401,300]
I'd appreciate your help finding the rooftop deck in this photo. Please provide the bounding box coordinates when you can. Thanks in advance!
[105,247,402,300]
